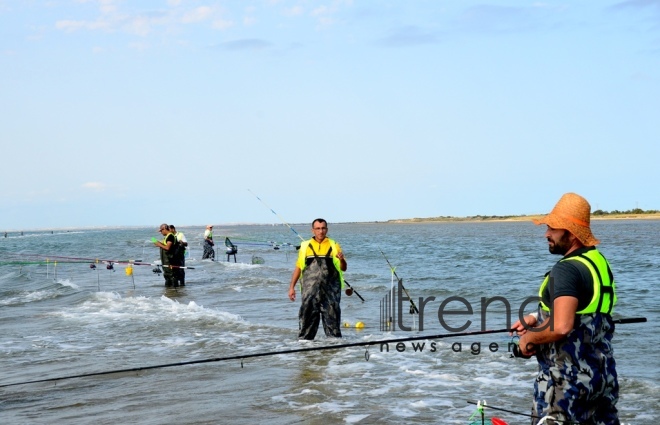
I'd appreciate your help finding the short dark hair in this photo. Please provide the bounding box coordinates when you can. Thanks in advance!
[169,225,176,230]
[312,218,327,227]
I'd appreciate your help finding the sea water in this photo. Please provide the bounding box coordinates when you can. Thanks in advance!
[0,221,658,424]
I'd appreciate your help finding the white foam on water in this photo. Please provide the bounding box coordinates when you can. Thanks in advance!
[56,278,79,289]
[50,291,246,326]
[388,406,418,418]
[314,401,357,414]
[344,414,370,423]
[11,290,53,304]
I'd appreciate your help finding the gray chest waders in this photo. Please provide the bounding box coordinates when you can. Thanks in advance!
[298,244,342,340]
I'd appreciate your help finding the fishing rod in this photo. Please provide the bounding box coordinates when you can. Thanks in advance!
[248,189,365,302]
[467,400,578,425]
[9,253,195,270]
[220,236,297,249]
[510,316,648,358]
[248,189,305,242]
[2,317,646,389]
[379,248,418,314]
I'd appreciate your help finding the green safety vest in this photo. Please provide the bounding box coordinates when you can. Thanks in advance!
[161,232,174,245]
[539,248,617,314]
[299,238,345,289]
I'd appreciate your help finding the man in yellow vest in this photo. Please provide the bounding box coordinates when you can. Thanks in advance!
[288,218,347,340]
[511,193,618,424]
[153,223,180,287]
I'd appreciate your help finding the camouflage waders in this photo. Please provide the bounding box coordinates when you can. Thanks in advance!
[532,309,619,425]
[298,247,342,340]
[202,240,215,260]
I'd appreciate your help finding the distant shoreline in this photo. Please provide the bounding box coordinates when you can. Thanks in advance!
[3,214,660,233]
[386,213,660,224]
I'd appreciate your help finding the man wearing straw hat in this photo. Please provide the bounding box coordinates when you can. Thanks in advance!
[511,193,618,425]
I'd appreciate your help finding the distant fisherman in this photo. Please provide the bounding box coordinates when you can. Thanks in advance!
[202,225,215,260]
[288,218,347,340]
[153,223,180,287]
[170,225,187,286]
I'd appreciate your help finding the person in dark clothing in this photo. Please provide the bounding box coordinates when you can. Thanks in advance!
[169,225,187,286]
[288,218,347,340]
[202,225,215,260]
[153,223,180,287]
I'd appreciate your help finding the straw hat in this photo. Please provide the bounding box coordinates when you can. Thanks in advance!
[533,193,600,246]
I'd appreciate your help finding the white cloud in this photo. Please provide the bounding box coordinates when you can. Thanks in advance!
[182,6,213,24]
[82,182,107,191]
[55,19,110,32]
[124,16,153,36]
[212,18,234,30]
[284,6,304,17]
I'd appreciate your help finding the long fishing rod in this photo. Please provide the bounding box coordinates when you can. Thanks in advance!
[220,236,297,249]
[248,189,365,301]
[379,248,418,314]
[1,317,645,389]
[11,254,195,270]
[248,189,305,242]
[466,400,578,425]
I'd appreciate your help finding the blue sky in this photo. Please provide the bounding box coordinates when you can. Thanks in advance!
[1,0,659,230]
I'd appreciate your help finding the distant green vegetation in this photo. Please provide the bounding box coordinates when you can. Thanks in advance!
[389,209,660,223]
[593,208,659,215]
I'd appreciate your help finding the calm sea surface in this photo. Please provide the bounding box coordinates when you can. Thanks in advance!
[1,221,658,424]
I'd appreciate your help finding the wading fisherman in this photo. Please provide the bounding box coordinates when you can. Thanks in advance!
[511,193,618,424]
[202,225,215,260]
[288,218,347,340]
[170,224,187,286]
[153,223,180,287]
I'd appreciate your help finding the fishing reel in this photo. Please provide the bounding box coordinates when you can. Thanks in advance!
[509,336,533,359]
[152,266,162,276]
[345,287,353,296]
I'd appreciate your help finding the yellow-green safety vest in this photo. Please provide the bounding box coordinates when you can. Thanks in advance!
[299,238,345,289]
[539,249,617,314]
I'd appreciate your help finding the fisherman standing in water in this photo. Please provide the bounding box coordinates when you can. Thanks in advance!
[288,218,347,340]
[511,193,619,424]
[170,224,187,286]
[153,224,180,287]
[202,225,215,260]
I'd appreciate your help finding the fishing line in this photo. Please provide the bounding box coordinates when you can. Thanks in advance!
[5,253,195,270]
[1,317,645,389]
[466,400,579,425]
[248,189,365,301]
[379,248,418,314]
[218,236,296,249]
[248,189,305,242]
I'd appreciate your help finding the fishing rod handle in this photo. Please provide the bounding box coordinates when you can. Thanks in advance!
[615,317,646,324]
[511,317,646,359]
